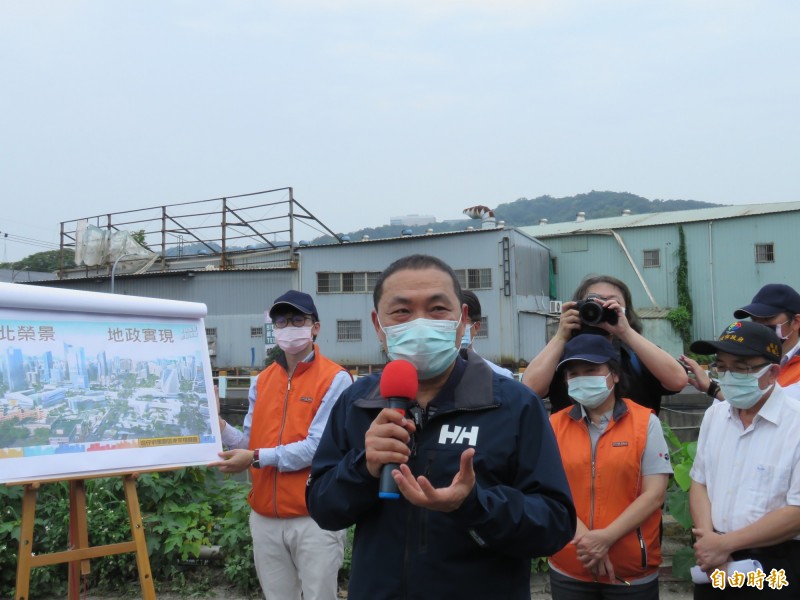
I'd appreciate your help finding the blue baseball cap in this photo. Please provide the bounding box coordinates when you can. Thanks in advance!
[734,283,800,319]
[690,321,782,364]
[557,334,621,370]
[269,290,319,322]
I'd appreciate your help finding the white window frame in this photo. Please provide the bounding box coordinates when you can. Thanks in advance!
[643,249,660,268]
[455,268,492,290]
[317,272,382,294]
[755,243,775,263]
[336,320,362,341]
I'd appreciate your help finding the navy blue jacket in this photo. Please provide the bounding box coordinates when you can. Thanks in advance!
[307,351,576,600]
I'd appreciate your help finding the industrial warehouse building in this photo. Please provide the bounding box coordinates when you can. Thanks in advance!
[29,192,555,372]
[22,195,800,372]
[521,201,800,350]
[35,226,552,372]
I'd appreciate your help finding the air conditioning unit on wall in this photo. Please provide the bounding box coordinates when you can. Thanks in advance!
[549,300,563,314]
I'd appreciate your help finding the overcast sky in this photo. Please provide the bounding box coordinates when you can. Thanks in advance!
[2,0,799,262]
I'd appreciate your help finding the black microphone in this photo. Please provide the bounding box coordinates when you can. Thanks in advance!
[378,360,419,499]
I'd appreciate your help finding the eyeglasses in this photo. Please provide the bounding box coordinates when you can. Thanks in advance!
[709,361,772,380]
[273,315,313,329]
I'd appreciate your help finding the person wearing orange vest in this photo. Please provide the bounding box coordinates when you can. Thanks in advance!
[210,290,352,600]
[683,284,800,405]
[734,284,800,402]
[549,334,672,599]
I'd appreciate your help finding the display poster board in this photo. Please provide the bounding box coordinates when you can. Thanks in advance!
[0,282,222,484]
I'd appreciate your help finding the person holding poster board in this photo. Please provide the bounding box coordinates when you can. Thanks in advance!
[210,290,352,600]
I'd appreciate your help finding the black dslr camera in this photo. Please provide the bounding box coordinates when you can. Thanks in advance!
[575,299,619,326]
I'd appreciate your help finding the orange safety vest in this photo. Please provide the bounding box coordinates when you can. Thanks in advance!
[248,346,348,518]
[778,355,800,388]
[549,398,662,582]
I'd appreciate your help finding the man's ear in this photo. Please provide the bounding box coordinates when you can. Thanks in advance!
[311,321,321,338]
[765,363,781,384]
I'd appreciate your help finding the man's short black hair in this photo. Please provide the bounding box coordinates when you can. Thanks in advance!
[462,290,481,322]
[373,254,463,308]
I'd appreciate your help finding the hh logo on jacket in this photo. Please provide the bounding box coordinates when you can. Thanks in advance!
[438,425,479,446]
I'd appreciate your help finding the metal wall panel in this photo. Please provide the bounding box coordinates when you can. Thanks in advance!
[536,210,800,347]
[299,229,550,370]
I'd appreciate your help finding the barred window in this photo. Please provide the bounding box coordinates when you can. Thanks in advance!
[343,272,367,292]
[454,268,492,290]
[318,272,381,294]
[337,320,362,341]
[475,316,489,339]
[317,272,341,293]
[643,249,660,268]
[367,271,381,290]
[205,328,217,336]
[755,243,775,263]
[250,327,263,338]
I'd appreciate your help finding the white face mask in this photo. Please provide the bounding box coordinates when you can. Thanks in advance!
[380,317,460,380]
[774,320,790,341]
[719,364,773,410]
[567,373,613,409]
[274,325,313,354]
[460,324,473,349]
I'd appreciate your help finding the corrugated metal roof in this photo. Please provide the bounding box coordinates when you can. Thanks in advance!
[299,225,508,248]
[39,265,295,284]
[519,201,800,238]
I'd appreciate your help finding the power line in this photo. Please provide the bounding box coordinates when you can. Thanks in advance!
[0,231,61,251]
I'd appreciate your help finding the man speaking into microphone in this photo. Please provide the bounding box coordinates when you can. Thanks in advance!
[307,254,576,600]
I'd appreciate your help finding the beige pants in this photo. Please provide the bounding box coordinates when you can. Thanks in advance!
[249,511,346,600]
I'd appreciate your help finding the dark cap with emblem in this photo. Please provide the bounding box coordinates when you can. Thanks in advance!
[269,290,319,322]
[690,321,782,364]
[734,283,800,319]
[557,334,621,370]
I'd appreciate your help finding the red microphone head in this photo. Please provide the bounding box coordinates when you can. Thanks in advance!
[380,360,419,400]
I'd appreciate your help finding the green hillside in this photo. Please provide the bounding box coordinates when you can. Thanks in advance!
[313,191,723,244]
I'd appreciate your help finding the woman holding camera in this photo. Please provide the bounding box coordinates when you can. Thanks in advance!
[522,275,688,414]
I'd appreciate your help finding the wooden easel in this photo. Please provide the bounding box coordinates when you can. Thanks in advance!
[13,473,156,600]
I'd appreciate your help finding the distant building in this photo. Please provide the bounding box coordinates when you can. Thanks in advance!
[33,225,550,372]
[0,269,57,284]
[520,201,800,351]
[389,214,437,227]
[29,197,800,369]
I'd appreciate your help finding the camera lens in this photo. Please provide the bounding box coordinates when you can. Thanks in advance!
[579,302,603,325]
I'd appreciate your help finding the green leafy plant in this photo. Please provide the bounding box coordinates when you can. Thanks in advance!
[666,306,692,345]
[0,469,259,598]
[669,224,694,350]
[662,422,697,581]
[531,556,549,573]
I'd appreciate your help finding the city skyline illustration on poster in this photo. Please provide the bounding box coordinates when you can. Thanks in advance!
[0,283,222,484]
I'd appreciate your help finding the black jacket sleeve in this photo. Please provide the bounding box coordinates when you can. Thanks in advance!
[307,380,381,531]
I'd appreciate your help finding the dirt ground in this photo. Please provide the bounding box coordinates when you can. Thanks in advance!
[81,574,696,599]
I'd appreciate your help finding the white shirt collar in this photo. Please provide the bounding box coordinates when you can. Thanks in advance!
[726,383,784,426]
[782,339,800,365]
